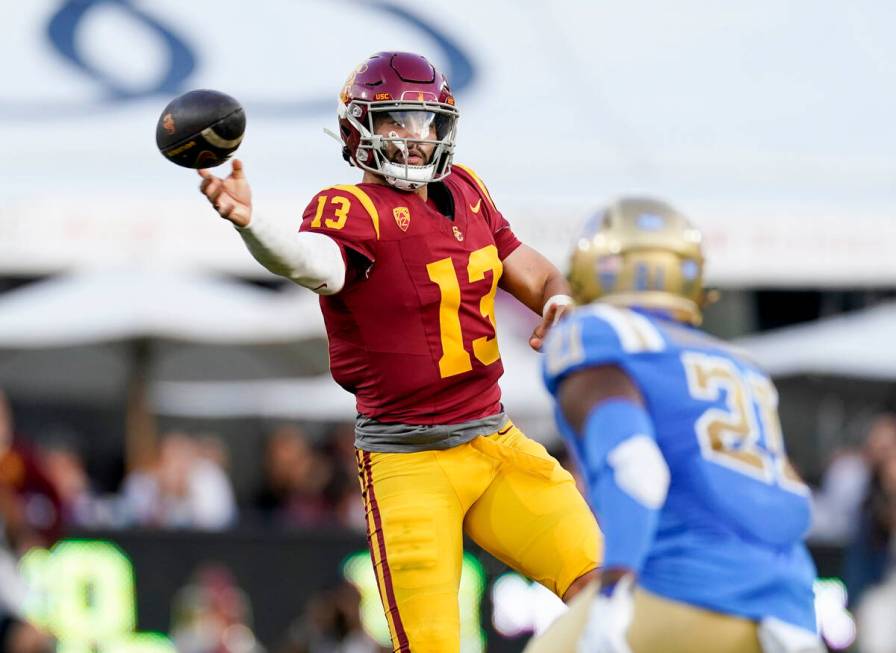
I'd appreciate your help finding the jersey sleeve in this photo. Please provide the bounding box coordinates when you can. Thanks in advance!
[299,185,380,263]
[542,305,667,395]
[489,207,521,259]
[451,163,521,259]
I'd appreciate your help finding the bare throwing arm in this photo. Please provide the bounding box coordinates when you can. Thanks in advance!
[500,244,574,351]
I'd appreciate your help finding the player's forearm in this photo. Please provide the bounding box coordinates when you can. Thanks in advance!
[236,214,346,294]
[580,399,670,574]
[592,465,661,577]
[501,245,571,314]
[539,269,571,310]
[519,260,570,316]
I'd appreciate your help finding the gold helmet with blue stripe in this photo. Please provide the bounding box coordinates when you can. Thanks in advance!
[567,197,706,324]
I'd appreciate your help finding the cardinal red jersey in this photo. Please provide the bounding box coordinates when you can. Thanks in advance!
[299,164,521,424]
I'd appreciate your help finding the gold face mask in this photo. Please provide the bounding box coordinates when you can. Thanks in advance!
[568,197,706,325]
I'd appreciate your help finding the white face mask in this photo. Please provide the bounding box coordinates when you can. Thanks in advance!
[376,126,433,190]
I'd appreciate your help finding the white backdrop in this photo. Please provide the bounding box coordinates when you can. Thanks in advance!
[3,0,896,285]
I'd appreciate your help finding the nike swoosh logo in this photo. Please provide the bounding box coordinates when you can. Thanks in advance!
[470,199,482,213]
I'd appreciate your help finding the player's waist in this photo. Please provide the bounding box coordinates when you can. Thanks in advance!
[639,542,817,630]
[354,411,509,453]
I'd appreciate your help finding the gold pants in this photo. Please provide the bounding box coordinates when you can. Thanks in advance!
[356,422,602,652]
[525,581,762,653]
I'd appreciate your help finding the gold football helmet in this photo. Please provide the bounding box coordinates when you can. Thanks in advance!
[567,197,706,324]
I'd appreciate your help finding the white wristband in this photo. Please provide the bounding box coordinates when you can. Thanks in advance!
[543,294,574,319]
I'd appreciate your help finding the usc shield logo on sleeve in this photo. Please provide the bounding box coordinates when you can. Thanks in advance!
[393,206,411,231]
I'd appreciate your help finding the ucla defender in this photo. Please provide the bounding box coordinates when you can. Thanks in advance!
[195,52,600,652]
[528,198,823,653]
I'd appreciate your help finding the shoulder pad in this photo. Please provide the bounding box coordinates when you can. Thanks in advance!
[542,305,666,393]
[450,163,497,212]
[582,305,667,355]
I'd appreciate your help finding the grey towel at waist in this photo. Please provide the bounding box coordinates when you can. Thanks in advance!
[354,412,510,453]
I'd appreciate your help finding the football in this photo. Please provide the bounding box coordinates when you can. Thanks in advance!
[156,89,246,169]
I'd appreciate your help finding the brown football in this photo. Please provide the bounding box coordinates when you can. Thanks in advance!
[156,89,245,168]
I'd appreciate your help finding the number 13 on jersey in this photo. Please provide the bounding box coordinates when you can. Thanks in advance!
[426,245,502,378]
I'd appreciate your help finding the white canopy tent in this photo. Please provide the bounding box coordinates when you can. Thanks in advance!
[0,267,324,347]
[0,270,556,431]
[735,301,896,380]
[0,267,329,400]
[0,268,334,466]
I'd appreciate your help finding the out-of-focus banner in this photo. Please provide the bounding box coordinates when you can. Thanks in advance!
[3,0,895,285]
[23,533,847,653]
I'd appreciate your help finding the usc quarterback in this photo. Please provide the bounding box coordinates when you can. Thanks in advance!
[529,199,823,653]
[196,52,600,652]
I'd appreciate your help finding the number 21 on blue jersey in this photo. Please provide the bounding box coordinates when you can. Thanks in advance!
[681,351,808,496]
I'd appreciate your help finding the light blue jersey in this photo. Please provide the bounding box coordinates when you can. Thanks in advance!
[543,304,817,631]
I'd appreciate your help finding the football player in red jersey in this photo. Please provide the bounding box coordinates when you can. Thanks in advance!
[197,52,601,652]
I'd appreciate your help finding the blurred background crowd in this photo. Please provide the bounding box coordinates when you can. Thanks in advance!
[0,387,384,652]
[6,381,896,651]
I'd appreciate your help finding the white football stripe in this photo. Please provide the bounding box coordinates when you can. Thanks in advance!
[200,126,243,149]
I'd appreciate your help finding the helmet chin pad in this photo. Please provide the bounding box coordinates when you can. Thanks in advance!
[381,160,436,191]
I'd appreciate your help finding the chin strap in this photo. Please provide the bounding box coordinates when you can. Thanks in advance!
[385,178,424,191]
[324,128,355,166]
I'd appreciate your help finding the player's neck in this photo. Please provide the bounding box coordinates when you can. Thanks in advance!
[361,171,428,201]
